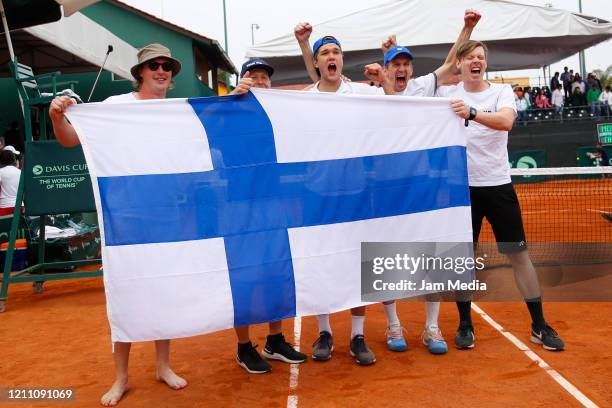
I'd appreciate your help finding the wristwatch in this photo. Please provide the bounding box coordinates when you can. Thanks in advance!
[464,106,478,127]
[468,107,478,120]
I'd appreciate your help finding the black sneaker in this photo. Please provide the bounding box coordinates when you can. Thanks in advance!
[349,335,376,365]
[531,324,565,351]
[262,333,307,364]
[312,331,334,361]
[236,342,272,374]
[455,321,475,349]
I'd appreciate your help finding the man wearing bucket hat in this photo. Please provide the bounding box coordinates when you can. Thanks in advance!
[50,43,181,146]
[230,58,308,375]
[49,43,187,406]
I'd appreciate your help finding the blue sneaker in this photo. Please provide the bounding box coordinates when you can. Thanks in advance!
[386,324,408,352]
[422,325,448,355]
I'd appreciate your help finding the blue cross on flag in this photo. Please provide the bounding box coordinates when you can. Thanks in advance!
[67,88,471,342]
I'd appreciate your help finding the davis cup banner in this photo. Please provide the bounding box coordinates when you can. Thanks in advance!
[66,88,472,343]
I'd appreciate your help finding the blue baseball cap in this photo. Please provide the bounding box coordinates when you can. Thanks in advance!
[383,46,414,65]
[312,36,342,56]
[240,58,274,78]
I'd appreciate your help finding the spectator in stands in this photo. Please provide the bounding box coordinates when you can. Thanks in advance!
[535,89,552,109]
[515,91,529,124]
[560,67,571,99]
[551,84,564,115]
[598,85,612,116]
[3,145,21,167]
[570,87,587,107]
[523,86,532,108]
[0,149,22,216]
[514,87,523,101]
[550,72,560,91]
[571,73,586,95]
[587,82,602,116]
[587,73,602,91]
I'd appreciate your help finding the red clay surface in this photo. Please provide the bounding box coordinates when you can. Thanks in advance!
[1,277,611,407]
[1,178,610,406]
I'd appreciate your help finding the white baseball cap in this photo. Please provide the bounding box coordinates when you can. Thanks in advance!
[3,145,20,155]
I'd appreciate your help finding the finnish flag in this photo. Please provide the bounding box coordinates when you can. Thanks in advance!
[66,88,472,343]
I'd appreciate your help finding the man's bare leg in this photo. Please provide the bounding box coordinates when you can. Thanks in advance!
[268,321,282,335]
[100,342,130,406]
[155,340,187,390]
[507,250,541,300]
[235,326,250,343]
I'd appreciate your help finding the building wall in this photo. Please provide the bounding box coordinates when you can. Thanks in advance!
[1,0,218,132]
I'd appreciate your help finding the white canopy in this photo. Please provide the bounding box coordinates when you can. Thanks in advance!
[1,11,137,79]
[24,11,136,79]
[57,0,99,17]
[246,0,612,86]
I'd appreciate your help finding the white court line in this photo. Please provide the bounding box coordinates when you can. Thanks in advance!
[287,316,302,408]
[472,303,599,408]
[586,209,610,214]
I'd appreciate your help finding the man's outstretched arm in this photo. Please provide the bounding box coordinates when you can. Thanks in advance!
[295,22,319,83]
[434,9,481,85]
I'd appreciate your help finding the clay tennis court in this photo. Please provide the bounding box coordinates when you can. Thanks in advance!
[1,279,611,407]
[0,176,611,407]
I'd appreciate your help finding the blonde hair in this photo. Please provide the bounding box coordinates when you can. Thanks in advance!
[456,40,488,60]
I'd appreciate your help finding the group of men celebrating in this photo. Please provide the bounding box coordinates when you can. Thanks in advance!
[49,8,564,407]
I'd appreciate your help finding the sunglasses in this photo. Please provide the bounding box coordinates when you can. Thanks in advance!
[146,61,174,72]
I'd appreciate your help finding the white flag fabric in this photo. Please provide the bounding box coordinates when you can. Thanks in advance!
[66,88,472,343]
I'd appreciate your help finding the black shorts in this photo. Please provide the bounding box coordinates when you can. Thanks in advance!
[470,183,527,254]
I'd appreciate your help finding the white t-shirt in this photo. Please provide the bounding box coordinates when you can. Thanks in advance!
[552,89,564,107]
[308,80,383,95]
[436,82,517,187]
[516,98,529,112]
[571,81,585,94]
[0,165,21,208]
[395,73,437,97]
[104,92,138,103]
[599,91,612,105]
[308,74,436,97]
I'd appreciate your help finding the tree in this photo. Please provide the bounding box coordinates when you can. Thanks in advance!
[593,64,612,88]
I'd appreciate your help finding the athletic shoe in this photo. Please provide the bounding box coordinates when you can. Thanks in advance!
[421,325,448,355]
[531,324,565,351]
[262,333,307,363]
[386,324,408,352]
[312,331,334,361]
[350,335,376,365]
[454,321,475,349]
[236,342,272,374]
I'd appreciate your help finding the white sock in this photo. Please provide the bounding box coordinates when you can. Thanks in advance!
[351,315,365,339]
[425,301,440,328]
[383,302,400,327]
[317,314,332,335]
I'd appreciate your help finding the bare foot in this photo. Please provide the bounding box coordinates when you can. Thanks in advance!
[156,367,187,390]
[100,379,128,406]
